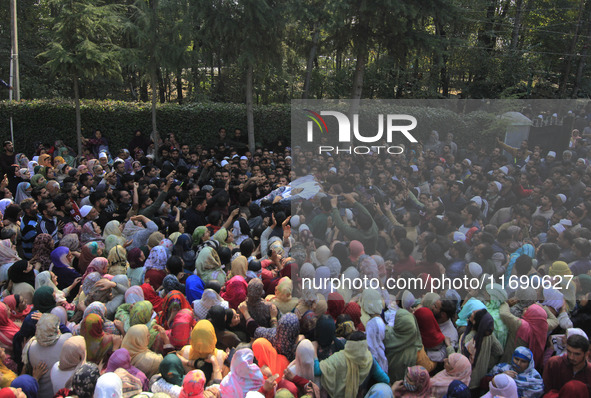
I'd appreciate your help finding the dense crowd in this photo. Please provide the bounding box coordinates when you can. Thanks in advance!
[0,113,588,398]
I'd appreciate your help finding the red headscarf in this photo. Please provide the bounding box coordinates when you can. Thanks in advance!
[414,307,445,349]
[0,302,20,348]
[157,291,192,329]
[222,276,248,310]
[141,283,163,313]
[3,295,31,322]
[327,292,345,321]
[342,302,365,331]
[543,380,589,398]
[516,304,548,369]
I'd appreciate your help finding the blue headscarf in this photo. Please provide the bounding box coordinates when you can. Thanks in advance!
[365,383,394,398]
[488,346,544,397]
[11,374,39,398]
[456,297,486,327]
[50,246,71,269]
[185,275,205,304]
[443,380,471,398]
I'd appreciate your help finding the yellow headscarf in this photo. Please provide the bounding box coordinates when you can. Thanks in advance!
[188,320,217,360]
[549,261,572,277]
[121,324,163,378]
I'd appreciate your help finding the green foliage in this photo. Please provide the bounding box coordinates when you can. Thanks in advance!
[0,99,291,153]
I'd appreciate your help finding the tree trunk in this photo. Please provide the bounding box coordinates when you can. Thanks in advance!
[157,69,166,103]
[74,73,82,155]
[510,0,524,50]
[151,67,160,158]
[246,64,255,154]
[177,70,183,104]
[302,26,319,99]
[560,0,586,96]
[572,5,591,98]
[350,1,369,115]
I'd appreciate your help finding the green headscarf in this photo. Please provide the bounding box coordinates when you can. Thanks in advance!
[159,353,185,386]
[30,174,47,188]
[192,226,207,246]
[129,300,153,329]
[212,228,228,247]
[194,246,225,285]
[384,309,423,381]
[485,283,509,347]
[33,285,57,313]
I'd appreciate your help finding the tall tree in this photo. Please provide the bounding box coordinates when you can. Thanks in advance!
[39,0,122,153]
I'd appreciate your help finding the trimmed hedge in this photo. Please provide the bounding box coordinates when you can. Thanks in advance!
[0,99,291,154]
[0,99,502,155]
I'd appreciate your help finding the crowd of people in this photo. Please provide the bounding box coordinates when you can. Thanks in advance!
[0,109,588,398]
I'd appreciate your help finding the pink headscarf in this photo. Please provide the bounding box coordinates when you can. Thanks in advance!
[179,370,206,398]
[222,276,248,310]
[516,304,548,369]
[349,240,365,263]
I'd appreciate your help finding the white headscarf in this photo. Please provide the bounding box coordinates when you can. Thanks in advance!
[94,372,123,398]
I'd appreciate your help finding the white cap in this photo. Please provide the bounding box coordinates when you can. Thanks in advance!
[538,115,544,119]
[493,181,502,192]
[240,156,248,160]
[221,160,229,167]
[453,231,466,242]
[568,110,573,114]
[80,205,93,218]
[410,165,418,172]
[464,159,472,166]
[499,166,509,175]
[547,151,556,158]
[232,154,239,159]
[552,224,566,235]
[285,156,292,160]
[329,167,337,174]
[345,208,353,221]
[557,193,566,203]
[468,262,483,278]
[290,215,300,228]
[98,152,108,159]
[560,219,572,227]
[553,113,558,117]
[470,196,482,207]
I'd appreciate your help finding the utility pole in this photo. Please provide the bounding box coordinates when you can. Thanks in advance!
[10,0,20,101]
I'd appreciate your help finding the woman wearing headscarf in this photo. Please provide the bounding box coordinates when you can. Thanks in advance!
[103,221,125,251]
[184,275,204,304]
[124,248,144,287]
[80,221,103,245]
[93,373,123,398]
[489,346,544,397]
[484,283,509,347]
[49,247,81,293]
[80,313,121,365]
[455,309,502,390]
[414,307,447,363]
[229,256,248,279]
[34,271,73,310]
[327,292,346,321]
[0,347,17,388]
[49,336,86,394]
[206,305,241,351]
[140,280,164,313]
[316,331,388,398]
[14,182,31,204]
[3,295,31,323]
[10,375,37,398]
[481,373,518,398]
[358,289,387,373]
[0,303,19,358]
[12,286,59,368]
[500,299,554,366]
[29,234,54,272]
[246,278,271,327]
[107,245,128,276]
[430,353,472,397]
[78,242,105,275]
[252,337,297,397]
[219,348,264,398]
[384,309,424,381]
[150,354,185,398]
[221,275,248,310]
[194,246,226,285]
[286,338,317,389]
[212,227,235,249]
[543,380,589,398]
[192,289,228,320]
[105,349,149,392]
[309,314,342,361]
[0,240,20,282]
[254,313,300,362]
[6,260,35,305]
[22,314,72,398]
[268,277,299,315]
[157,291,194,350]
[121,324,164,378]
[71,363,100,398]
[456,297,486,327]
[391,365,431,398]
